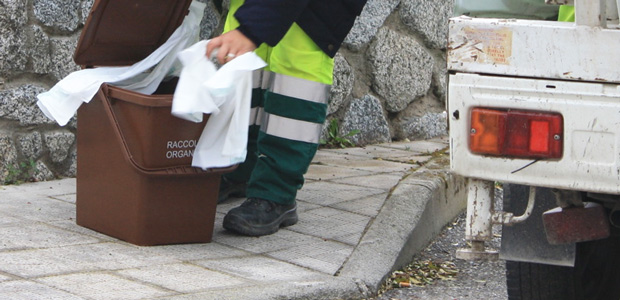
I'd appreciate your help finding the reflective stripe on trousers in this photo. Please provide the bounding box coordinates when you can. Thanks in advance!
[261,73,328,144]
[226,70,331,204]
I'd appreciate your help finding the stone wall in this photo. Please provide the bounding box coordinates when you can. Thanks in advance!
[0,0,452,184]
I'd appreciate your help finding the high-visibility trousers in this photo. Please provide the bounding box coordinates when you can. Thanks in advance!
[222,0,335,205]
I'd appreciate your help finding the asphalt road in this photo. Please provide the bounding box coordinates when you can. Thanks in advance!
[372,189,507,300]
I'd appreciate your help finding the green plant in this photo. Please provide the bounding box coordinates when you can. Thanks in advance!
[320,119,360,148]
[3,159,37,185]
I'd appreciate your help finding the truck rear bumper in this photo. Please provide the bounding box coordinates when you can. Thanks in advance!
[449,73,620,195]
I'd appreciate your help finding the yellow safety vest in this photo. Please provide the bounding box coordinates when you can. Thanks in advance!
[558,5,575,22]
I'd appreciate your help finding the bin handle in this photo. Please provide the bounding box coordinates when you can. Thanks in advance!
[96,84,235,176]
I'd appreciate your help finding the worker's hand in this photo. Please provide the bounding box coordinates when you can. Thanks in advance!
[206,29,257,65]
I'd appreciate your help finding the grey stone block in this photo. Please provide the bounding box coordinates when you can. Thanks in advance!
[341,94,390,145]
[0,84,53,126]
[33,0,81,32]
[400,0,454,50]
[433,53,449,101]
[0,0,28,27]
[370,28,434,113]
[17,132,43,160]
[49,36,80,81]
[0,135,18,182]
[395,111,448,140]
[0,28,28,75]
[328,53,353,114]
[43,130,75,163]
[29,25,52,75]
[344,0,400,51]
[64,146,77,177]
[0,2,26,73]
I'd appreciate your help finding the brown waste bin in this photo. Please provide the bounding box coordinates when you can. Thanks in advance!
[74,0,234,246]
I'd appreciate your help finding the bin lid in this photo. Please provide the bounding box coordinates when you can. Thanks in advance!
[74,0,193,67]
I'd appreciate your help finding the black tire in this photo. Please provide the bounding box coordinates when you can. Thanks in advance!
[506,236,620,300]
[573,236,620,300]
[504,182,620,300]
[506,260,577,300]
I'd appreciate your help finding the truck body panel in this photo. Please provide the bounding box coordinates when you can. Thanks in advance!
[449,73,620,195]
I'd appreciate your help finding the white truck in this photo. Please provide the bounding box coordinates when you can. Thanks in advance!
[448,0,620,299]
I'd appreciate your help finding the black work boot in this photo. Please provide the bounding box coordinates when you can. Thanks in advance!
[223,198,298,236]
[217,177,247,203]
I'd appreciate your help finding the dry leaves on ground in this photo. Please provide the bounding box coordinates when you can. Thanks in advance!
[388,260,459,288]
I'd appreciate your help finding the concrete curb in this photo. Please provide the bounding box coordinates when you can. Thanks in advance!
[337,172,467,295]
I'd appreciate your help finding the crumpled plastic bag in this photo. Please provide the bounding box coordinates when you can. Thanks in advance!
[36,0,206,126]
[172,40,267,169]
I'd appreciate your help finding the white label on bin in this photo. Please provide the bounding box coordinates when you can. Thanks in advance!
[166,140,197,159]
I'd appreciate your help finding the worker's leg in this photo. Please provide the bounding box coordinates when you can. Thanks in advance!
[217,0,271,202]
[223,22,334,236]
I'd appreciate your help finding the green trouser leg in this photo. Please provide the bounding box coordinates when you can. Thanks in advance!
[246,132,321,205]
[246,88,328,205]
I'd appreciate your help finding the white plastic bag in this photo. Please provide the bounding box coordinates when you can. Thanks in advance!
[36,1,206,126]
[172,40,267,169]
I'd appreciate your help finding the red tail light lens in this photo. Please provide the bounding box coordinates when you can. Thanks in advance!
[470,107,563,159]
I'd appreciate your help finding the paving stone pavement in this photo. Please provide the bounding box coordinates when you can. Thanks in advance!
[0,136,466,300]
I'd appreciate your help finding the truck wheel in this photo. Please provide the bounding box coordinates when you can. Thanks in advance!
[506,260,576,300]
[506,235,620,300]
[504,184,620,300]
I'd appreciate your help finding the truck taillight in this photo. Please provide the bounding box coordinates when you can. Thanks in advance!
[470,107,563,159]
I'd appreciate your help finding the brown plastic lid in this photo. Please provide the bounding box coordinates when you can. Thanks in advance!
[74,0,193,67]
